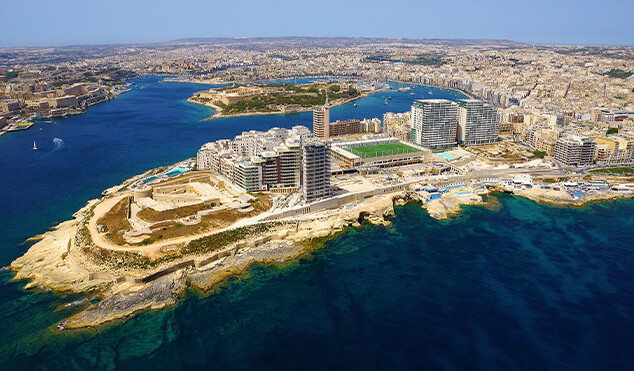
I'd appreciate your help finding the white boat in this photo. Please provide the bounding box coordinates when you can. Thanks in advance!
[33,141,37,150]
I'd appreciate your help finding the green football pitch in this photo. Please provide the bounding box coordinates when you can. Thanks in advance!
[347,143,421,158]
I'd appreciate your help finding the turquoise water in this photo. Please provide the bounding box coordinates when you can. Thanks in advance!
[166,168,187,177]
[1,78,632,369]
[438,153,457,160]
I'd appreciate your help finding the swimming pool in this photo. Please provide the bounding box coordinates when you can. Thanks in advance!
[166,168,187,177]
[438,153,456,160]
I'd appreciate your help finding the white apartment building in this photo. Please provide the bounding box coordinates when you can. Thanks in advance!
[301,138,331,201]
[313,105,330,139]
[410,99,458,150]
[457,99,499,145]
[197,126,311,193]
[554,134,596,167]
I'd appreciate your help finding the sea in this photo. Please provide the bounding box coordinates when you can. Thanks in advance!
[0,77,632,370]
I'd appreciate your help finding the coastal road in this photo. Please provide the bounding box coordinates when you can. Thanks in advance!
[409,167,569,185]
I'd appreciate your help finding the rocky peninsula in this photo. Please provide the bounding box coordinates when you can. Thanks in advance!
[9,163,633,330]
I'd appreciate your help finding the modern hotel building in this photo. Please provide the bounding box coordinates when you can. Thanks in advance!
[410,99,458,150]
[456,99,499,145]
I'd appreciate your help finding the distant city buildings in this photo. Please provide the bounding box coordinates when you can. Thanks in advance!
[498,111,523,136]
[2,38,632,169]
[383,112,411,140]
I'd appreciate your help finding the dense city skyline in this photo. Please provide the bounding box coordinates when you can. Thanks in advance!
[1,0,633,47]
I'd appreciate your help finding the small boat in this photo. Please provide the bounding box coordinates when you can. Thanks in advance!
[33,141,37,150]
[384,97,388,105]
[388,96,391,100]
[428,91,432,95]
[353,103,358,107]
[410,92,415,95]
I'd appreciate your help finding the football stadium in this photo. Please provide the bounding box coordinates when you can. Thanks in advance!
[331,138,431,168]
[347,143,421,158]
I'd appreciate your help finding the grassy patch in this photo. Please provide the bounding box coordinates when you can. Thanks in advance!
[139,194,272,243]
[590,167,634,175]
[182,222,278,255]
[602,69,633,79]
[220,84,359,115]
[97,197,131,245]
[137,200,218,223]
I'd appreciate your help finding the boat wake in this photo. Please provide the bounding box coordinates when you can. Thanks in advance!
[41,138,65,158]
[53,137,64,150]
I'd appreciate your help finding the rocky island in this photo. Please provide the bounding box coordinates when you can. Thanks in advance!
[187,82,374,119]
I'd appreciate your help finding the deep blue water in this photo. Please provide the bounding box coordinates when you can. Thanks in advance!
[2,77,632,370]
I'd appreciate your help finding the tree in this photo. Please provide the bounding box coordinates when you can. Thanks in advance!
[607,128,618,135]
[328,85,340,92]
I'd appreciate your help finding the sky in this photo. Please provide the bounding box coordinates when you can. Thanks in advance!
[1,0,632,47]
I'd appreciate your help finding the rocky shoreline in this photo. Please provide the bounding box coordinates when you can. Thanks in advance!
[9,182,397,329]
[8,174,631,330]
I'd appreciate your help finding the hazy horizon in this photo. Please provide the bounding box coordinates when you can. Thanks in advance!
[1,0,632,48]
[0,35,632,50]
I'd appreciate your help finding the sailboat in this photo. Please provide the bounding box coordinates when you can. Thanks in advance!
[33,141,37,150]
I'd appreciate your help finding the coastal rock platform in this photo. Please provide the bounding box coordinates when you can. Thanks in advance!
[9,173,631,329]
